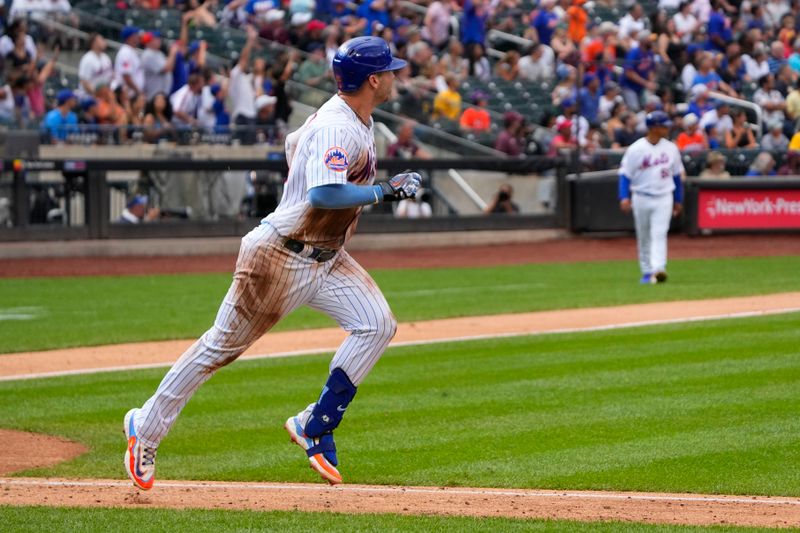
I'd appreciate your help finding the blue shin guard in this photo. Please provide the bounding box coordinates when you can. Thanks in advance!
[304,368,357,439]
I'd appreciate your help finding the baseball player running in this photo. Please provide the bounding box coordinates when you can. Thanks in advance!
[123,37,419,488]
[618,111,684,284]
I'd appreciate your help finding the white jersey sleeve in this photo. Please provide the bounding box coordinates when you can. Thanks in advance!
[619,143,637,177]
[304,125,361,190]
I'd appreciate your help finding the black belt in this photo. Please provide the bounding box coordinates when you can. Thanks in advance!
[283,238,338,262]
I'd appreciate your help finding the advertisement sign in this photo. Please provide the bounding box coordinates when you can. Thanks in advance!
[698,189,800,229]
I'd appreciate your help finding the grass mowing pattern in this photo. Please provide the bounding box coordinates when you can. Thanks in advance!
[0,313,798,496]
[0,506,777,532]
[1,256,799,353]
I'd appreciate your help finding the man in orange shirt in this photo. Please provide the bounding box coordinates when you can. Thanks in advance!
[567,0,588,45]
[460,91,491,132]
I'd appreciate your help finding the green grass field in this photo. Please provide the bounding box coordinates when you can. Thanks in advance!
[0,255,798,353]
[1,312,798,496]
[2,254,799,531]
[0,506,780,533]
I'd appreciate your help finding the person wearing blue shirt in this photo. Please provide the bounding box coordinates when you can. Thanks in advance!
[356,0,390,35]
[461,0,488,46]
[706,1,732,52]
[621,32,656,110]
[532,0,559,47]
[578,73,601,125]
[43,89,78,142]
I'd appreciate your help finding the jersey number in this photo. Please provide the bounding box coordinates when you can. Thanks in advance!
[660,168,670,179]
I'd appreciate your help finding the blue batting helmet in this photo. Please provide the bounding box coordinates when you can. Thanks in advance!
[645,110,672,128]
[332,37,407,93]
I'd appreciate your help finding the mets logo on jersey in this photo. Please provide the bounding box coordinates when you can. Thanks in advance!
[324,147,349,172]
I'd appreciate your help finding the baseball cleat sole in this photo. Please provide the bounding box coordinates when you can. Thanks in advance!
[124,408,155,491]
[284,418,343,485]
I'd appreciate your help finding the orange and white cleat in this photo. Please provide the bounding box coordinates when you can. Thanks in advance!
[284,416,342,485]
[123,408,157,490]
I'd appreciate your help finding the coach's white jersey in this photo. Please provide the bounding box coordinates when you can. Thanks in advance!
[619,137,684,196]
[264,94,377,249]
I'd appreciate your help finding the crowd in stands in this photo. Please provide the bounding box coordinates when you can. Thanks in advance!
[3,0,800,176]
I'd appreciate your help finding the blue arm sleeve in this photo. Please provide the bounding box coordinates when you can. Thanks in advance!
[618,174,632,200]
[307,183,383,209]
[673,174,683,203]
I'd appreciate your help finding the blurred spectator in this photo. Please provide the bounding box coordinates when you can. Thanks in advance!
[597,81,622,122]
[674,2,699,44]
[259,9,290,44]
[753,73,786,126]
[578,73,601,126]
[466,42,491,81]
[459,91,491,132]
[484,184,519,214]
[0,81,15,126]
[774,64,796,97]
[761,119,789,151]
[531,0,559,46]
[437,39,468,87]
[551,63,576,106]
[704,123,721,149]
[170,72,203,128]
[142,31,178,100]
[424,0,455,50]
[254,93,277,126]
[725,108,758,148]
[518,42,554,83]
[142,92,174,143]
[296,43,328,86]
[692,52,735,95]
[566,0,588,44]
[252,58,273,97]
[698,151,731,178]
[4,28,35,81]
[604,101,628,142]
[461,0,488,47]
[676,112,709,151]
[395,189,433,218]
[495,49,520,81]
[550,23,577,64]
[558,97,589,146]
[230,25,259,141]
[706,0,732,53]
[78,34,113,98]
[119,195,160,224]
[768,41,787,74]
[745,151,777,176]
[356,0,389,36]
[621,31,657,111]
[43,89,77,142]
[495,111,525,156]
[433,73,461,121]
[789,38,800,75]
[0,19,36,62]
[114,26,144,97]
[687,84,714,120]
[408,41,434,78]
[786,79,800,123]
[720,53,747,94]
[700,100,732,136]
[777,151,800,175]
[388,121,432,159]
[612,112,640,148]
[582,21,618,75]
[743,43,770,80]
[198,80,221,132]
[547,115,577,156]
[618,4,648,48]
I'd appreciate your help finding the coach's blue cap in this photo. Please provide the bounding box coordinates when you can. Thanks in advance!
[645,110,672,128]
[81,97,97,111]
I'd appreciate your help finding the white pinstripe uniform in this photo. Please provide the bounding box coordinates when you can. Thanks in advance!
[133,94,396,448]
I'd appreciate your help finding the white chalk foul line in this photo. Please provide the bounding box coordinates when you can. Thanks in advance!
[2,306,800,382]
[2,478,799,507]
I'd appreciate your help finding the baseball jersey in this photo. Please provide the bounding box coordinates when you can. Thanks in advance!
[619,137,684,196]
[264,94,376,249]
[114,44,144,95]
[78,51,114,97]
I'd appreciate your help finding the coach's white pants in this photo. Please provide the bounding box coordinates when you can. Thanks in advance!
[632,192,673,275]
[134,223,397,447]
